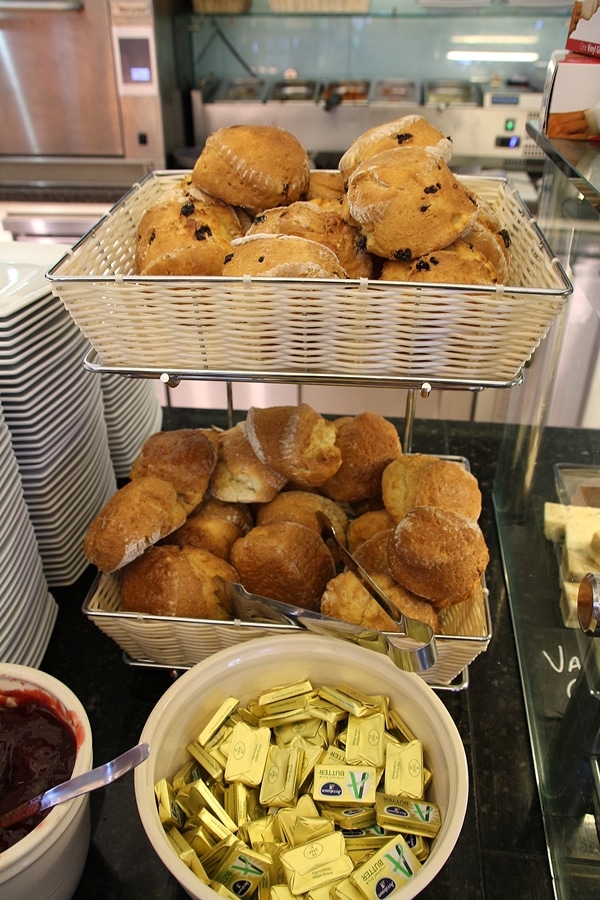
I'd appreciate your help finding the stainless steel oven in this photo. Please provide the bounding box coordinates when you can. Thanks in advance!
[0,0,187,197]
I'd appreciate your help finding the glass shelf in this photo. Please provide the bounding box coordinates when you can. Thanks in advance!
[187,0,573,17]
[494,124,600,898]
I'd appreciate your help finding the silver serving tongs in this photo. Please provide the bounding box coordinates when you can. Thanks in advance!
[218,516,437,674]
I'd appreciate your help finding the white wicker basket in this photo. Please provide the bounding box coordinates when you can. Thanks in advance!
[83,570,491,687]
[47,172,571,385]
[267,1,370,11]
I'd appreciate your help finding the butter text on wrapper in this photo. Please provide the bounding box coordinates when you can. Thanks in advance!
[350,834,422,899]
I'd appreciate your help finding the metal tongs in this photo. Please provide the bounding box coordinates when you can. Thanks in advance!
[219,515,437,674]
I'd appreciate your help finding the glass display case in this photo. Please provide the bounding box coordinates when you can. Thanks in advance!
[494,123,600,899]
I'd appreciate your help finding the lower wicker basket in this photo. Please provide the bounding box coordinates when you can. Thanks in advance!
[83,570,491,687]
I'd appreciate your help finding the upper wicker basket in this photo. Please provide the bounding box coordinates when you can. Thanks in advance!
[46,171,571,386]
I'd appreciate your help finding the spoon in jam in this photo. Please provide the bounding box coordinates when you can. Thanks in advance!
[0,742,149,830]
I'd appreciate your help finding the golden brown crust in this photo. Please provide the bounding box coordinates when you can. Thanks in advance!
[346,509,397,554]
[321,570,402,633]
[194,497,254,535]
[222,233,349,279]
[343,146,477,261]
[120,544,236,619]
[208,421,287,504]
[246,403,342,488]
[192,124,311,214]
[135,179,244,276]
[379,238,499,286]
[382,455,481,523]
[339,115,453,185]
[129,429,217,514]
[381,454,440,523]
[370,572,440,633]
[305,170,345,201]
[387,506,489,607]
[352,528,394,576]
[165,512,242,561]
[320,412,402,502]
[246,199,372,279]
[256,490,349,546]
[230,522,336,611]
[83,475,188,573]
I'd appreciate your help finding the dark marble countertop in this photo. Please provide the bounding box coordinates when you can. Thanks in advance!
[40,411,555,899]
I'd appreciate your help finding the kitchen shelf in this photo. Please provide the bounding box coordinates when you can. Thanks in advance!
[186,0,573,17]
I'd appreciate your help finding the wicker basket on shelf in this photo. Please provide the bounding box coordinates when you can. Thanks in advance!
[267,1,370,11]
[192,0,251,13]
[47,171,572,387]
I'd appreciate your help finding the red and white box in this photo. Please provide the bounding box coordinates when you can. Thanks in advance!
[567,1,600,59]
[542,51,600,140]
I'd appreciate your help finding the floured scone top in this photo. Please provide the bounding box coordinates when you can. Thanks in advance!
[222,233,348,279]
[247,198,372,279]
[192,124,311,214]
[339,114,453,184]
[342,146,478,261]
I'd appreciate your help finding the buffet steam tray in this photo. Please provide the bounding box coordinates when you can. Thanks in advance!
[82,570,491,688]
[46,172,572,386]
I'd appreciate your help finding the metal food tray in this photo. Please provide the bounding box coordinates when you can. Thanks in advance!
[46,172,571,386]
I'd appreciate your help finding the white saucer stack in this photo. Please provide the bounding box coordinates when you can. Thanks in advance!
[0,399,57,665]
[0,244,117,587]
[100,374,163,479]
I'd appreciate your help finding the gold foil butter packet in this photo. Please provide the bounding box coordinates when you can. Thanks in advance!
[313,764,378,806]
[225,721,271,787]
[384,740,423,799]
[350,834,422,898]
[375,795,441,838]
[280,831,354,894]
[346,713,386,768]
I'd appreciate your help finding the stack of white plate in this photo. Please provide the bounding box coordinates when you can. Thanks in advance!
[0,398,57,665]
[0,244,117,587]
[100,374,163,479]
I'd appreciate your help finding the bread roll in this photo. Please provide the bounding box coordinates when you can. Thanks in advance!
[382,455,482,523]
[343,146,477,261]
[129,429,217,514]
[135,178,245,276]
[222,233,348,279]
[166,511,242,561]
[83,475,188,573]
[346,509,396,554]
[387,506,489,607]
[321,570,402,633]
[209,421,287,503]
[320,412,402,502]
[192,124,310,215]
[246,403,342,488]
[256,490,349,546]
[339,115,453,184]
[306,170,345,201]
[381,454,439,522]
[120,544,236,619]
[196,497,254,535]
[246,198,373,279]
[230,521,336,611]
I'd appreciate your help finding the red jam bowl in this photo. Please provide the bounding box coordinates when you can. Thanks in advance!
[0,665,93,900]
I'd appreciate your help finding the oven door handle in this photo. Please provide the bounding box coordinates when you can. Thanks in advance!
[0,0,83,11]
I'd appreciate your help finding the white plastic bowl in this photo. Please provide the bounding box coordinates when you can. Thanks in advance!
[0,664,93,900]
[135,634,468,900]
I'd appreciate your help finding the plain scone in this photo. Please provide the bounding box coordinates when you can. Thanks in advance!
[83,475,188,573]
[120,544,237,618]
[208,421,288,503]
[387,506,489,607]
[246,403,342,487]
[230,521,336,611]
[382,455,482,522]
